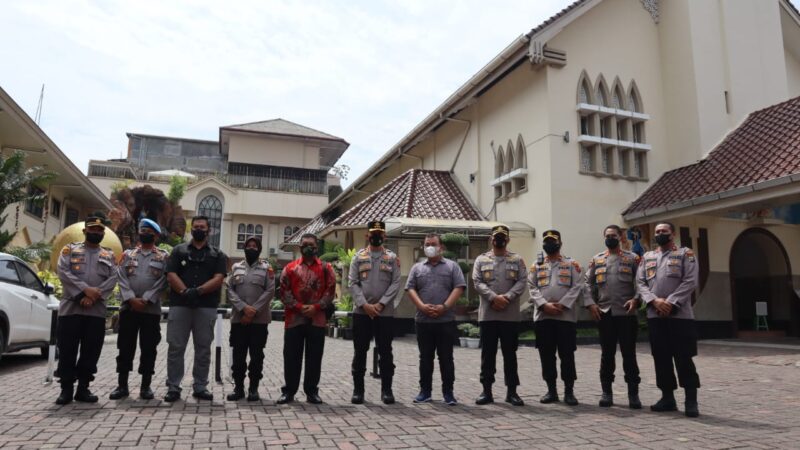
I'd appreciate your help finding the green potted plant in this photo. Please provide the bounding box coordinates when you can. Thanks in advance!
[456,323,473,347]
[338,315,353,340]
[465,325,481,349]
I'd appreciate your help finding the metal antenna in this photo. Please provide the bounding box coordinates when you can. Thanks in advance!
[34,84,45,124]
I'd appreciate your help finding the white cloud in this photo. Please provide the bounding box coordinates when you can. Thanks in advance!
[0,0,572,186]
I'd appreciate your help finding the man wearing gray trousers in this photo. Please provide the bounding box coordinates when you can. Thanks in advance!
[163,216,228,402]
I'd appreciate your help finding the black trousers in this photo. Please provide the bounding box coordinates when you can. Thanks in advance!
[230,323,269,384]
[648,318,700,391]
[598,312,640,386]
[416,321,457,393]
[116,310,162,376]
[535,319,577,383]
[57,315,105,386]
[281,323,325,396]
[479,321,520,387]
[352,314,395,387]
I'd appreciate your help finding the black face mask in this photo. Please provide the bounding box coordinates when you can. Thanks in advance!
[369,235,384,247]
[301,245,316,257]
[244,248,260,264]
[655,234,672,246]
[85,232,104,245]
[493,236,508,249]
[191,229,207,242]
[139,233,155,245]
[605,237,619,249]
[543,241,561,255]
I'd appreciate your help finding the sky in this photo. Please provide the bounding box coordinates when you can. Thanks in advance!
[0,0,573,187]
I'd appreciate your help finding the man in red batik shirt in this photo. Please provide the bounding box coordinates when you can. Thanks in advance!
[277,233,336,405]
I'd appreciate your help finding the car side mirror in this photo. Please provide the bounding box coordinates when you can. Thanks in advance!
[43,283,55,295]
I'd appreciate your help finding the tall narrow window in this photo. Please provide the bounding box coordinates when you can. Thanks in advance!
[581,147,593,172]
[197,195,223,247]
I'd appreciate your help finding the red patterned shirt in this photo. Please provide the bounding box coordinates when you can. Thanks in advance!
[280,257,336,328]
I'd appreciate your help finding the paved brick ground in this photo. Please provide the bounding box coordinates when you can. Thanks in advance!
[1,323,800,449]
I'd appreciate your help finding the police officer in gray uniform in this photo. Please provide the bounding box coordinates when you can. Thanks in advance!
[225,237,275,402]
[348,220,402,405]
[55,216,118,405]
[111,218,169,400]
[472,225,527,406]
[637,221,700,417]
[527,229,584,406]
[584,225,642,409]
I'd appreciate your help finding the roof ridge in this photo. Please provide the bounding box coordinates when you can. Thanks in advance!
[405,169,419,218]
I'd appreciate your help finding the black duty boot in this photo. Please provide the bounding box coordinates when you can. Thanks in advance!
[540,380,559,404]
[599,382,613,408]
[475,384,494,405]
[227,380,245,401]
[140,374,154,400]
[74,382,98,403]
[505,386,524,406]
[109,372,130,400]
[381,378,395,404]
[247,380,260,402]
[684,388,699,418]
[351,376,364,404]
[627,384,642,409]
[650,390,678,412]
[56,384,74,405]
[563,381,579,406]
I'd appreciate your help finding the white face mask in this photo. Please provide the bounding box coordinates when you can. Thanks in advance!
[424,246,439,258]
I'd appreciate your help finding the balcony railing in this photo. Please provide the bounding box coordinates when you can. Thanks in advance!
[88,160,328,195]
[224,173,326,195]
[88,161,137,180]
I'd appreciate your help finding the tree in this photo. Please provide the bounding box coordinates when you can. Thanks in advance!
[167,175,188,204]
[0,151,56,250]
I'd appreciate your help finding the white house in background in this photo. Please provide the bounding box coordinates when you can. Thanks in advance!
[88,119,349,262]
[0,86,112,248]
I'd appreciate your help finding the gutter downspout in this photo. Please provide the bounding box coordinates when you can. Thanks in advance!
[443,115,472,173]
[399,148,423,168]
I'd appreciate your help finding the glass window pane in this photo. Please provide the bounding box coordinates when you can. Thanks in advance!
[581,147,592,172]
[15,262,42,291]
[255,225,263,234]
[238,224,245,233]
[0,261,20,284]
[247,224,254,234]
[197,195,223,247]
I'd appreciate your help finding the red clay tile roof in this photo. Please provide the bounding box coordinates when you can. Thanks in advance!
[284,169,485,244]
[623,95,800,216]
[330,169,484,227]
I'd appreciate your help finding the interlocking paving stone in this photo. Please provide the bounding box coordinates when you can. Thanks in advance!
[1,322,799,449]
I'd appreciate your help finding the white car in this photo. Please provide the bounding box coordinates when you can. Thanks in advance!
[0,252,58,360]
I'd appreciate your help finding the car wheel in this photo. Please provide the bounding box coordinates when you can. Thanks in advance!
[0,327,5,363]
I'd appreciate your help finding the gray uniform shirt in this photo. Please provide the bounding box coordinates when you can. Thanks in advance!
[583,250,641,316]
[226,259,275,324]
[117,246,169,316]
[405,257,467,323]
[57,242,118,318]
[637,246,699,320]
[527,256,585,323]
[472,250,527,322]
[348,248,402,317]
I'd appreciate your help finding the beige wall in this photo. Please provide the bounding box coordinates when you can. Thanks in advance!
[223,213,306,259]
[89,176,328,257]
[227,133,320,169]
[0,189,94,247]
[786,48,800,97]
